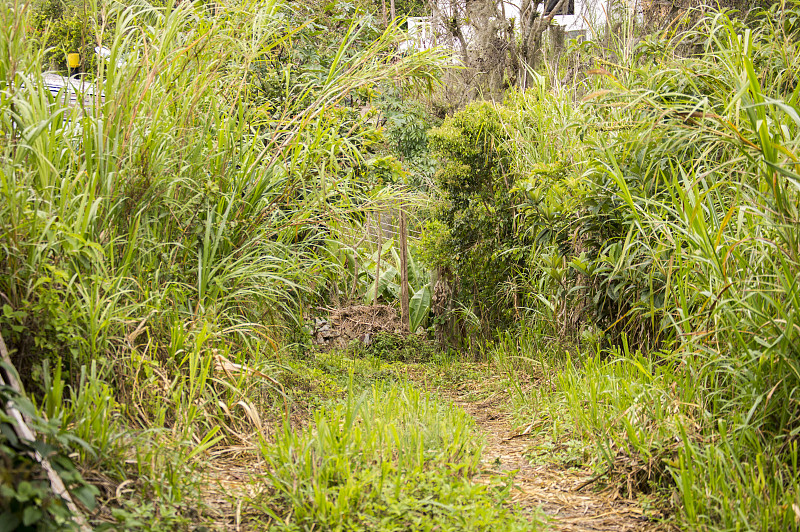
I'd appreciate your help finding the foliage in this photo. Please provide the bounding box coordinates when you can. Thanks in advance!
[11,0,800,528]
[0,0,447,527]
[418,219,454,271]
[426,101,525,328]
[0,381,98,532]
[28,0,100,72]
[350,237,432,333]
[463,4,800,530]
[257,380,534,531]
[356,332,436,362]
[377,87,440,188]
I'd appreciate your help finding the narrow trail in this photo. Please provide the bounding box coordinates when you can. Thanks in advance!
[200,361,669,530]
[446,390,662,532]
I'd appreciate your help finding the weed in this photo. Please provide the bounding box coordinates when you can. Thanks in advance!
[255,379,537,531]
[0,384,98,531]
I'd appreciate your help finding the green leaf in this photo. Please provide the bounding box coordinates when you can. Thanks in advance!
[365,266,399,303]
[0,511,20,532]
[71,484,99,511]
[0,423,19,447]
[409,285,431,333]
[22,505,43,526]
[16,481,35,502]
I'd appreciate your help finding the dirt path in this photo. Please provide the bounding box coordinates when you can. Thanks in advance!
[199,362,669,531]
[448,391,663,532]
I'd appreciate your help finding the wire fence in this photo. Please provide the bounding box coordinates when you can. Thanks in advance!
[337,210,421,252]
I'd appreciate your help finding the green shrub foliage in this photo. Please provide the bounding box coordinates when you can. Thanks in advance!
[428,4,800,529]
[426,101,524,327]
[0,384,98,531]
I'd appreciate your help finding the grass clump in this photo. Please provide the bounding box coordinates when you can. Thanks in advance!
[256,380,535,531]
[497,331,800,528]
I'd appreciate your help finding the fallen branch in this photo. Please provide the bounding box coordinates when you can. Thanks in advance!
[0,333,91,532]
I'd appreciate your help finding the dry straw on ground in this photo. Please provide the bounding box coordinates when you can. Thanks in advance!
[314,304,404,349]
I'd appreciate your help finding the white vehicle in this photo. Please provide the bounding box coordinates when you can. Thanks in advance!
[41,46,120,106]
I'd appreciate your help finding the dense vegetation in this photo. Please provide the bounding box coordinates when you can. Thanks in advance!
[1,0,799,530]
[423,5,800,528]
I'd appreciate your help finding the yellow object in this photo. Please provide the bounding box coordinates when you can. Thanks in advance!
[67,53,80,69]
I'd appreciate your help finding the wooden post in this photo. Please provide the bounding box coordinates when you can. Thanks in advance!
[390,0,396,23]
[382,0,388,26]
[373,213,383,305]
[399,208,410,332]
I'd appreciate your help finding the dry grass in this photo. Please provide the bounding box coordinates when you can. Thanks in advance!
[464,397,665,532]
[314,304,404,349]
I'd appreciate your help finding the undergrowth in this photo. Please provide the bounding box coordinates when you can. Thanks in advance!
[0,0,447,528]
[416,3,800,529]
[254,378,535,531]
[355,332,438,363]
[3,0,799,528]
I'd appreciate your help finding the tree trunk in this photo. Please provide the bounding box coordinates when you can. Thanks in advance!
[517,0,570,77]
[448,0,470,64]
[432,267,454,348]
[550,24,565,63]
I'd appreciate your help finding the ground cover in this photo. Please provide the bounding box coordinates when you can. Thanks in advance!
[181,346,672,531]
[409,358,672,532]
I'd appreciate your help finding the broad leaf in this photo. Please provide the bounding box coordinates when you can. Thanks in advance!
[409,285,431,333]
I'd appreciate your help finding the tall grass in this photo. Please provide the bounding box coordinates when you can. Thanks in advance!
[484,4,800,529]
[0,0,447,526]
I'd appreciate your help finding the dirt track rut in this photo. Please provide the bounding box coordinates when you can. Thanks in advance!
[450,392,663,532]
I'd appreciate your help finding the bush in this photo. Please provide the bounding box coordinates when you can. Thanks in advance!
[426,101,522,329]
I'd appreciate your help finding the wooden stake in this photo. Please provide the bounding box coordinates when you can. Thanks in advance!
[399,208,410,332]
[373,212,383,305]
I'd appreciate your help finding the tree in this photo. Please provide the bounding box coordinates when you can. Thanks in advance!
[515,0,571,86]
[426,0,573,93]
